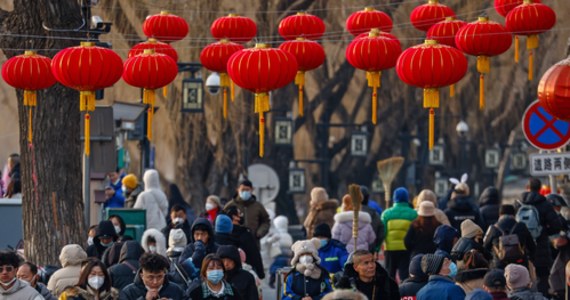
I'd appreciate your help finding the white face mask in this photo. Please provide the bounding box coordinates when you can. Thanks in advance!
[88,276,105,290]
[299,255,313,265]
[205,203,216,211]
[173,217,184,225]
[87,237,94,246]
[0,277,16,287]
[149,245,157,253]
[121,186,127,194]
[114,225,122,235]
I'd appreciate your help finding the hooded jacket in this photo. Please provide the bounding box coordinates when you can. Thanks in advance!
[87,220,119,260]
[478,187,501,232]
[304,194,339,239]
[217,223,266,279]
[47,244,88,296]
[336,261,400,300]
[445,195,485,231]
[119,270,185,300]
[217,245,259,300]
[0,279,43,300]
[399,276,429,299]
[161,218,192,247]
[433,224,460,256]
[224,194,270,240]
[108,241,145,290]
[332,211,376,253]
[483,215,536,268]
[133,169,169,230]
[178,218,219,276]
[382,202,418,251]
[141,228,167,256]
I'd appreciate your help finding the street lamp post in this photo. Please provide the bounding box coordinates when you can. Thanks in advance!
[456,120,469,176]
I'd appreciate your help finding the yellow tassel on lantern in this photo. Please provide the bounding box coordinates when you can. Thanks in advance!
[429,108,435,150]
[144,89,156,141]
[143,89,155,105]
[255,93,270,157]
[219,73,231,119]
[515,36,520,63]
[366,71,381,125]
[295,71,305,117]
[147,107,153,141]
[223,88,228,119]
[230,80,236,102]
[85,113,91,155]
[450,84,456,97]
[476,56,490,110]
[27,108,33,144]
[162,86,168,97]
[24,90,37,107]
[423,88,440,109]
[528,50,534,81]
[480,74,485,110]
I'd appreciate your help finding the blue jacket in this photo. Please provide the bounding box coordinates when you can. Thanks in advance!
[104,193,125,208]
[282,267,332,300]
[368,200,383,215]
[417,275,466,300]
[317,239,349,274]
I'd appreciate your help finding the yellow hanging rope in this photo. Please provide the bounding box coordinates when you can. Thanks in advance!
[476,56,490,110]
[230,80,236,102]
[429,108,435,150]
[223,88,228,119]
[450,84,455,97]
[366,71,381,125]
[295,71,305,117]
[162,86,168,97]
[514,36,520,63]
[255,93,270,157]
[85,113,91,155]
[480,74,485,110]
[28,108,33,144]
[24,90,37,144]
[527,35,538,81]
[423,88,439,151]
[79,91,96,155]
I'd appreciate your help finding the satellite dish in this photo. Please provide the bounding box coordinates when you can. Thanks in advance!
[247,164,280,206]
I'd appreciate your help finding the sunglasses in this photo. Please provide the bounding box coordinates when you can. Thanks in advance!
[0,266,15,273]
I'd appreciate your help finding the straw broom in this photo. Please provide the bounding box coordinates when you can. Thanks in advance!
[377,156,404,209]
[348,184,362,251]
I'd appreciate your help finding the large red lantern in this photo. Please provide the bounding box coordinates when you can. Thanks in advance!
[427,17,466,48]
[211,14,257,43]
[346,29,402,124]
[227,44,298,157]
[123,50,178,141]
[346,7,393,36]
[455,17,512,109]
[278,12,325,40]
[52,42,123,155]
[355,31,401,48]
[143,11,189,43]
[396,40,468,149]
[410,0,456,32]
[279,38,325,116]
[537,58,570,121]
[494,0,541,17]
[200,40,244,118]
[2,51,56,143]
[129,38,178,62]
[506,1,556,81]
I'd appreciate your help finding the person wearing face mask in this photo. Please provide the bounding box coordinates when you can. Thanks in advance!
[224,180,270,249]
[121,173,143,209]
[187,254,243,299]
[0,251,43,300]
[101,215,131,268]
[87,225,97,247]
[217,245,258,300]
[48,244,88,297]
[141,228,167,257]
[162,204,192,245]
[282,238,332,300]
[202,195,222,225]
[313,223,348,274]
[87,220,119,260]
[451,219,492,266]
[59,259,118,299]
[416,253,465,300]
[120,253,185,300]
[17,261,56,300]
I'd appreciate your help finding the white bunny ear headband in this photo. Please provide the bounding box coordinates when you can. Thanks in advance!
[449,173,468,185]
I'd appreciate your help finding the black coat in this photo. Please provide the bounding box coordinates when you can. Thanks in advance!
[404,218,441,257]
[399,276,428,298]
[227,225,265,279]
[178,218,219,274]
[450,237,491,262]
[482,215,536,268]
[217,244,259,300]
[87,220,119,260]
[108,241,144,290]
[445,195,485,231]
[337,262,400,300]
[478,187,501,232]
[118,271,185,300]
[162,220,192,247]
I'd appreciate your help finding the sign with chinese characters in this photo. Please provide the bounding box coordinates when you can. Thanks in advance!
[522,101,570,150]
[529,152,570,176]
[485,148,500,169]
[429,144,445,165]
[288,168,305,194]
[434,178,449,197]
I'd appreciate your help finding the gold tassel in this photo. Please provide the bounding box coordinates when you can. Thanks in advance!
[85,112,91,155]
[527,35,539,49]
[143,89,155,105]
[223,88,228,119]
[515,36,520,63]
[429,108,435,151]
[162,86,168,97]
[450,84,455,97]
[255,93,270,157]
[28,108,33,144]
[295,71,305,117]
[423,88,440,108]
[80,92,88,111]
[230,80,235,102]
[147,107,153,142]
[528,49,534,81]
[476,56,490,74]
[480,74,485,110]
[259,113,265,157]
[80,91,96,111]
[366,71,381,124]
[24,90,37,107]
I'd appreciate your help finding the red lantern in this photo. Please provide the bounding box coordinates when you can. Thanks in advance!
[123,50,178,141]
[278,12,325,40]
[537,58,570,121]
[129,38,178,62]
[227,44,298,157]
[279,38,325,116]
[506,1,556,81]
[211,14,257,43]
[2,51,56,143]
[494,0,541,17]
[455,17,512,109]
[143,11,189,43]
[346,7,393,36]
[355,31,401,48]
[52,42,123,155]
[200,40,244,118]
[396,40,467,149]
[410,0,456,32]
[427,17,467,48]
[346,29,402,124]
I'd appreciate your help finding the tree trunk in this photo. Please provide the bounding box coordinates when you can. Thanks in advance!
[0,0,85,265]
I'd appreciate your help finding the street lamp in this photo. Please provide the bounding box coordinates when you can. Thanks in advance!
[274,116,293,146]
[178,62,204,113]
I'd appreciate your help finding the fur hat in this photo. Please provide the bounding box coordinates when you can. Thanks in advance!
[310,187,329,206]
[505,264,531,290]
[418,201,436,217]
[291,238,321,266]
[421,254,445,275]
[393,187,409,203]
[121,174,138,190]
[167,228,187,253]
[461,219,483,239]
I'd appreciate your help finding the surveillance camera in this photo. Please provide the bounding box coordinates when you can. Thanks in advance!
[91,16,103,27]
[206,72,221,95]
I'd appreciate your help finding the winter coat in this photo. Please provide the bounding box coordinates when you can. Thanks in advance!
[59,286,118,300]
[317,239,349,274]
[87,221,119,260]
[47,244,88,297]
[224,195,270,241]
[217,245,259,300]
[450,237,490,262]
[362,203,386,250]
[445,195,485,231]
[332,211,376,253]
[404,217,441,257]
[178,218,219,277]
[482,215,536,268]
[416,275,466,300]
[119,271,185,300]
[187,279,243,300]
[133,169,169,230]
[35,283,56,300]
[161,219,192,247]
[0,279,43,300]
[304,198,338,238]
[103,193,125,209]
[519,191,564,268]
[336,261,400,300]
[108,241,145,290]
[507,288,548,300]
[433,225,460,257]
[141,228,167,257]
[478,187,501,232]
[455,268,488,294]
[368,200,383,215]
[399,276,428,300]
[282,266,332,300]
[224,224,266,279]
[382,202,418,251]
[124,185,143,209]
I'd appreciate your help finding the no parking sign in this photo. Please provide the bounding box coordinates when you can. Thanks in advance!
[522,101,570,150]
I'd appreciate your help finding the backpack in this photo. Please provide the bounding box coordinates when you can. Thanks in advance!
[492,224,525,263]
[515,203,542,240]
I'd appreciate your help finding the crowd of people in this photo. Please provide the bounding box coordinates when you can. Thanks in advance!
[1,170,570,300]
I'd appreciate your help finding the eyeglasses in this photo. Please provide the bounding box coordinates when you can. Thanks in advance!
[0,266,14,273]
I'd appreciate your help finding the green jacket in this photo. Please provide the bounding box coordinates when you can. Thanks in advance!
[381,202,417,251]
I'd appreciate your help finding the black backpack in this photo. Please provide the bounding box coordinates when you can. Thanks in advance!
[492,224,525,264]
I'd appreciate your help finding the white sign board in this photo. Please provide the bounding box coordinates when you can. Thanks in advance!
[529,152,570,176]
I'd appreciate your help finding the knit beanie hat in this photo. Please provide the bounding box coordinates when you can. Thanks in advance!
[122,174,138,190]
[393,187,409,203]
[484,269,506,289]
[418,201,436,217]
[167,228,187,252]
[409,254,427,279]
[291,238,321,265]
[421,253,445,275]
[461,219,483,238]
[313,223,332,239]
[465,289,493,300]
[215,214,233,234]
[505,264,531,290]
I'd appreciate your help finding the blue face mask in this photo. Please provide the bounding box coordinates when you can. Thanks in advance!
[207,269,224,284]
[448,262,458,278]
[239,191,252,201]
[319,239,328,248]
